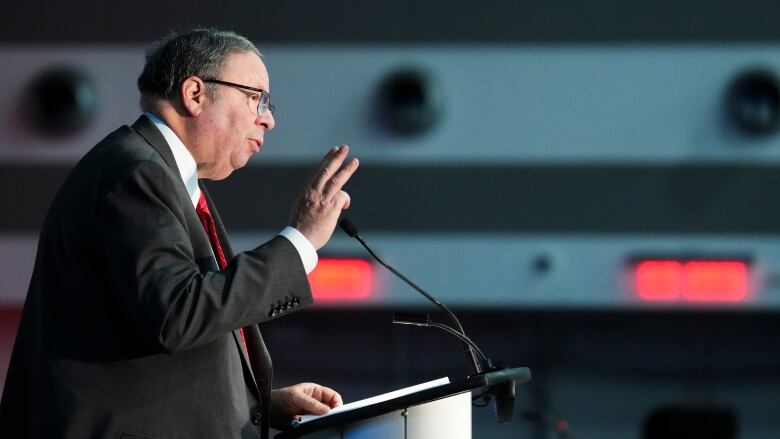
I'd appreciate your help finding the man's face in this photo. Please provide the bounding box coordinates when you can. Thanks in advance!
[198,51,275,180]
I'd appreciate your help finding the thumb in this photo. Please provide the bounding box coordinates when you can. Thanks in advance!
[339,191,351,210]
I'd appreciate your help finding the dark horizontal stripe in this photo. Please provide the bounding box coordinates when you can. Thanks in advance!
[5,162,780,234]
[2,1,780,43]
[265,308,780,383]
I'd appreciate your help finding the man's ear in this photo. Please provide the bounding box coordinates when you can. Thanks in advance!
[180,76,207,116]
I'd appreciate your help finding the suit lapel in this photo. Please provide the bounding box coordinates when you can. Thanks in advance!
[130,115,215,270]
[131,115,265,402]
[201,184,266,401]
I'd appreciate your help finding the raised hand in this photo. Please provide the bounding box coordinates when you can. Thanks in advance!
[289,145,359,250]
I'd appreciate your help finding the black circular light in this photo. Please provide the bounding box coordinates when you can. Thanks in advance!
[23,66,98,136]
[377,68,443,136]
[726,68,780,136]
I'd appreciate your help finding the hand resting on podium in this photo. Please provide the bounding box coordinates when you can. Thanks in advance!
[270,382,343,430]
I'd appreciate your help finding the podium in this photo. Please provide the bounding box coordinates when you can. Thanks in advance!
[275,367,531,439]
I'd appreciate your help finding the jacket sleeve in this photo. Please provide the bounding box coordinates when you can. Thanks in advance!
[97,157,313,354]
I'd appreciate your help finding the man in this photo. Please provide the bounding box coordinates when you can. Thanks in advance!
[0,29,358,439]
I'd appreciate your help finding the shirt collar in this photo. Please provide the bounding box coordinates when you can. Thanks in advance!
[144,112,201,208]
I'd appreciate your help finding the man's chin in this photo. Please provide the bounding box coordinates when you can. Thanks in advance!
[234,155,255,170]
[207,167,236,181]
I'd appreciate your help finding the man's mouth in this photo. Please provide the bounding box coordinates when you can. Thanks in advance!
[249,139,263,152]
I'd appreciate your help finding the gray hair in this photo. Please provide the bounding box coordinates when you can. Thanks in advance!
[137,28,260,111]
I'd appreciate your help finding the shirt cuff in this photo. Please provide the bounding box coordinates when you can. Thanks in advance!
[278,227,318,274]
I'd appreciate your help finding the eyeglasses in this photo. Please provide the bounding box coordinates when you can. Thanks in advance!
[202,78,275,116]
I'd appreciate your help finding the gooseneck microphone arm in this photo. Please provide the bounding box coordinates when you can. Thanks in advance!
[393,313,492,368]
[339,218,485,375]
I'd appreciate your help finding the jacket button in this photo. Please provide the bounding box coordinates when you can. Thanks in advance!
[251,411,261,425]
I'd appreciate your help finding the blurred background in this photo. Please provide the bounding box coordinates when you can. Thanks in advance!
[3,1,780,438]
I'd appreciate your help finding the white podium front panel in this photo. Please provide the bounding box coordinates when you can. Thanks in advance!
[343,410,405,439]
[340,391,471,439]
[406,392,471,439]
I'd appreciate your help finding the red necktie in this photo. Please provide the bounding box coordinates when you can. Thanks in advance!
[196,192,247,347]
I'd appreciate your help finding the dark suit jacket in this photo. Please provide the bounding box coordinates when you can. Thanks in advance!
[0,116,313,439]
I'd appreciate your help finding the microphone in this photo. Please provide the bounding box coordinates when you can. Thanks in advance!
[392,313,491,367]
[339,217,360,238]
[339,218,520,423]
[338,218,485,375]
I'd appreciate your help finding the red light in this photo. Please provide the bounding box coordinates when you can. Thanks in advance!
[683,261,747,302]
[636,260,683,300]
[308,258,374,301]
[634,260,749,303]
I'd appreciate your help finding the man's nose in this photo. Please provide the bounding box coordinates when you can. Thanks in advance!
[258,111,275,131]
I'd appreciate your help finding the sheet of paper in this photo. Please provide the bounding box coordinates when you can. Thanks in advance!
[292,377,451,427]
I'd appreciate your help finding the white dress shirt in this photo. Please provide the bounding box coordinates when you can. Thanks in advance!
[144,112,318,274]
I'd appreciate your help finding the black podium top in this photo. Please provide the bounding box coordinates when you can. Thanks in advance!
[275,367,531,439]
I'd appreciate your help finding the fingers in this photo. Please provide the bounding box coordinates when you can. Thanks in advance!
[273,383,343,420]
[294,392,331,416]
[290,145,357,249]
[309,384,343,408]
[322,157,359,201]
[312,145,351,193]
[305,384,342,411]
[321,387,343,408]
